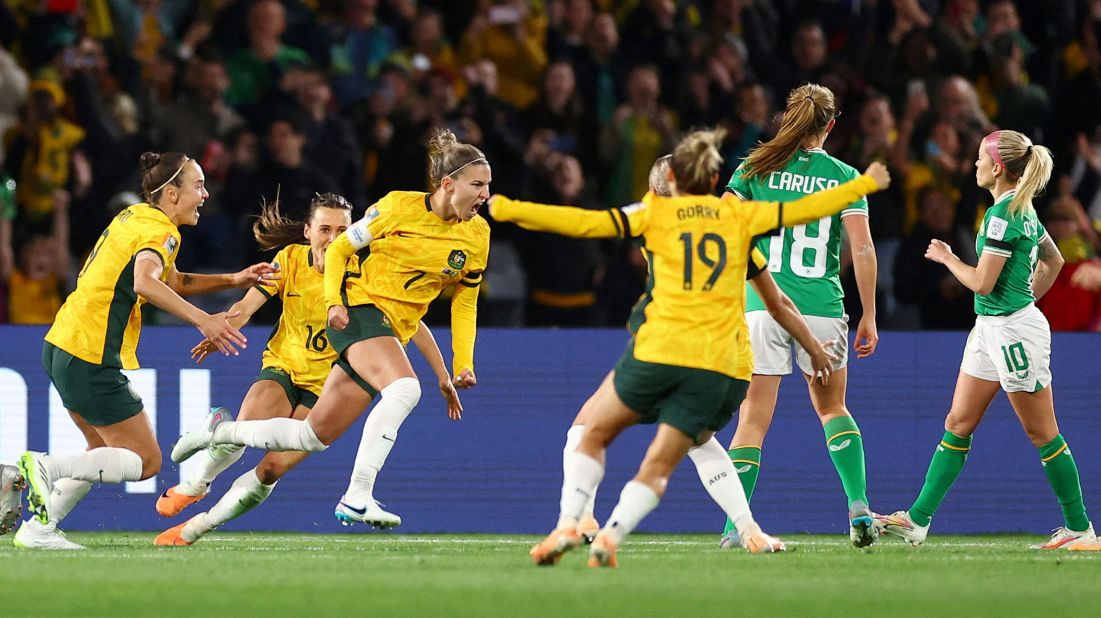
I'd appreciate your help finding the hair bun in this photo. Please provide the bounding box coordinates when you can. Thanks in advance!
[139,152,161,171]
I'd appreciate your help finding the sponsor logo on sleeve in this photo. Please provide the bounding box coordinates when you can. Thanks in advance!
[987,216,1008,241]
[163,234,178,254]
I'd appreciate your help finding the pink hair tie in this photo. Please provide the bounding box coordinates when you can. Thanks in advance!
[982,131,1018,180]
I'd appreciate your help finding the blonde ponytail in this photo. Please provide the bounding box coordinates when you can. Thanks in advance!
[984,130,1053,216]
[670,129,725,195]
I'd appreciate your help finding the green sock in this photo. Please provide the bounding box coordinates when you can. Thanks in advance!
[823,416,868,508]
[909,431,972,527]
[721,446,761,535]
[1038,435,1090,532]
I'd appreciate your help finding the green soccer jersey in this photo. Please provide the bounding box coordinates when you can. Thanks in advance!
[726,148,867,317]
[974,190,1047,316]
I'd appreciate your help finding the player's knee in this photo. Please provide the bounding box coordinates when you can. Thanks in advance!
[383,377,421,410]
[255,460,284,484]
[943,414,975,438]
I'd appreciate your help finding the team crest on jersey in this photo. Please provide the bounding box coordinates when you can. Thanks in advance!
[163,234,178,254]
[447,249,467,270]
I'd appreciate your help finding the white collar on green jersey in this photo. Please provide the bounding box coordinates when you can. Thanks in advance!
[802,147,827,154]
[993,188,1017,204]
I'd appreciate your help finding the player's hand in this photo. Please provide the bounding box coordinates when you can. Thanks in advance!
[190,338,217,363]
[486,194,506,220]
[864,161,891,190]
[453,369,477,389]
[197,310,246,356]
[854,315,879,358]
[439,377,463,421]
[233,262,280,287]
[924,238,956,264]
[807,339,838,386]
[328,305,349,331]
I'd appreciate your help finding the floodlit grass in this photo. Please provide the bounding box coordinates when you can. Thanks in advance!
[2,533,1098,617]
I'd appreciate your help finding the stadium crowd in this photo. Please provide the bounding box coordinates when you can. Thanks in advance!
[2,0,1101,330]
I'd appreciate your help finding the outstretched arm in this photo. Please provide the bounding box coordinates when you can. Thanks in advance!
[740,163,890,237]
[489,196,633,238]
[191,287,270,363]
[168,263,279,296]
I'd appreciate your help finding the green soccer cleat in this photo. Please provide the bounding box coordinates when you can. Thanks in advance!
[17,452,52,525]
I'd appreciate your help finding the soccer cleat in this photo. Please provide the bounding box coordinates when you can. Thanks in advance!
[586,531,618,568]
[334,499,402,529]
[718,528,741,549]
[1030,522,1095,550]
[0,464,27,534]
[171,407,233,464]
[740,522,786,554]
[529,526,582,566]
[1066,537,1101,551]
[875,510,929,546]
[153,521,195,546]
[577,515,601,544]
[155,485,207,517]
[17,452,52,525]
[848,500,877,548]
[13,519,84,550]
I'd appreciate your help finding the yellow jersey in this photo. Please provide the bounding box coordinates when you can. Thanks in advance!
[8,269,62,325]
[256,244,333,396]
[325,191,490,375]
[489,174,880,378]
[45,203,180,369]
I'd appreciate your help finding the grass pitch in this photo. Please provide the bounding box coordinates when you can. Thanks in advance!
[2,533,1098,617]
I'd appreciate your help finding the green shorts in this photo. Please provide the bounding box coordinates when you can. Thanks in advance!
[332,357,379,399]
[42,341,144,426]
[612,340,749,440]
[257,367,319,410]
[328,304,397,356]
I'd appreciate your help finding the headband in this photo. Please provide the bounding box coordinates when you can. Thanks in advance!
[447,157,487,178]
[982,131,1019,180]
[151,157,190,196]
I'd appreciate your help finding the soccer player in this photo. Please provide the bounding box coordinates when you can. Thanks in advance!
[154,193,461,545]
[720,83,881,548]
[491,154,840,545]
[520,128,889,567]
[11,152,277,550]
[169,129,487,526]
[876,130,1096,550]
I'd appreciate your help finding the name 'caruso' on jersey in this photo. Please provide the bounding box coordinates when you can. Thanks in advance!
[766,171,841,194]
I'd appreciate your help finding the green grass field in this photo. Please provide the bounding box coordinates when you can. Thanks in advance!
[2,533,1098,617]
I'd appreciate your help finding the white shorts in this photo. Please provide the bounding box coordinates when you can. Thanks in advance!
[960,303,1052,393]
[746,311,848,376]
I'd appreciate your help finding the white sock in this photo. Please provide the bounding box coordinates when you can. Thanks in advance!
[179,445,245,496]
[556,450,604,530]
[688,437,755,535]
[563,425,598,518]
[43,447,143,484]
[602,480,660,545]
[193,468,275,539]
[48,478,92,525]
[212,418,327,452]
[342,377,420,507]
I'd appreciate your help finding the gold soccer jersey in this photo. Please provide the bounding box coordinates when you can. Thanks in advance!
[256,244,332,396]
[46,204,181,369]
[324,191,490,375]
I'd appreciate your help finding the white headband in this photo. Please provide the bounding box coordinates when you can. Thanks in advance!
[447,157,487,178]
[151,157,190,196]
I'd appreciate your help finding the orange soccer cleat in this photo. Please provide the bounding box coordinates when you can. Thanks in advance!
[529,527,582,566]
[155,486,206,517]
[586,532,618,568]
[577,515,601,545]
[153,522,194,547]
[740,523,787,554]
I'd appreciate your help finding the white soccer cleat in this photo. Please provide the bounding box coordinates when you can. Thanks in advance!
[875,510,929,546]
[849,500,877,548]
[740,522,786,553]
[334,498,402,529]
[13,519,84,550]
[1031,522,1096,550]
[0,464,26,534]
[171,407,233,464]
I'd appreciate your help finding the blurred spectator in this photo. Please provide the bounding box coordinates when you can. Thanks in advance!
[0,172,13,320]
[718,80,770,180]
[7,191,69,324]
[617,0,695,103]
[569,11,623,129]
[292,67,366,208]
[975,33,1049,139]
[1037,195,1101,331]
[516,155,604,326]
[327,0,399,107]
[460,60,527,197]
[523,61,590,165]
[546,0,592,62]
[225,0,312,110]
[893,186,976,330]
[601,64,676,208]
[388,7,461,95]
[152,46,243,159]
[0,45,28,167]
[106,0,195,71]
[2,80,90,229]
[459,0,548,110]
[929,0,980,78]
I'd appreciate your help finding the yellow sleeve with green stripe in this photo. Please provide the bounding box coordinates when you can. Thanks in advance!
[489,196,635,239]
[738,174,880,237]
[324,233,357,308]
